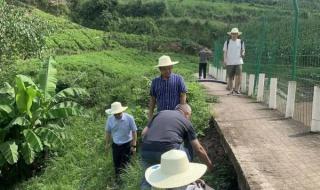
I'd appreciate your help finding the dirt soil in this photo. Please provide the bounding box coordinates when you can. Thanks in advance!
[200,117,239,190]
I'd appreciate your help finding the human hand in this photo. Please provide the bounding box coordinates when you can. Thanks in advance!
[195,179,206,188]
[131,147,137,155]
[207,162,214,172]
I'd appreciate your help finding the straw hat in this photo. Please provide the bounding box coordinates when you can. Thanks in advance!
[145,150,207,189]
[105,102,128,115]
[227,27,242,35]
[154,55,179,68]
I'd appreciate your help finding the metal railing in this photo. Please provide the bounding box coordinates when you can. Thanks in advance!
[211,0,320,129]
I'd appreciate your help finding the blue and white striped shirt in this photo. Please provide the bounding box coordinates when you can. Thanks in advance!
[150,73,187,112]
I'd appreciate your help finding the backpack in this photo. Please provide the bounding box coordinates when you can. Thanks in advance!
[226,39,244,51]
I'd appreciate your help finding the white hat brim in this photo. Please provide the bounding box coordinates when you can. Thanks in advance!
[105,106,128,115]
[227,32,242,35]
[145,163,207,189]
[154,61,179,68]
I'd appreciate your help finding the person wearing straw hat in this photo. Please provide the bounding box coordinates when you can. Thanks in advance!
[148,55,187,121]
[145,150,214,190]
[105,102,137,176]
[223,27,245,95]
[141,104,213,189]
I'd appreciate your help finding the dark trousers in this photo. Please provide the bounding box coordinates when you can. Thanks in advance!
[199,63,207,78]
[112,141,131,175]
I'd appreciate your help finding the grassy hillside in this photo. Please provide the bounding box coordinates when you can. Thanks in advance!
[10,49,214,190]
[3,0,319,189]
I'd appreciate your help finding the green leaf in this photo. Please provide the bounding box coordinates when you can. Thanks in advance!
[0,129,7,143]
[23,130,43,152]
[39,57,57,101]
[6,117,30,129]
[0,104,12,115]
[26,86,39,117]
[47,124,65,139]
[0,82,14,97]
[0,141,19,165]
[16,75,36,87]
[15,76,28,114]
[53,88,88,102]
[46,101,84,119]
[21,142,35,164]
[35,127,62,148]
[0,153,6,167]
[15,75,39,116]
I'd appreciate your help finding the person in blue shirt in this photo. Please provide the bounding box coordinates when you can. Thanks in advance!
[148,55,187,121]
[105,102,137,176]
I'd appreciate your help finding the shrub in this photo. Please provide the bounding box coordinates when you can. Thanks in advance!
[118,0,166,18]
[70,0,118,30]
[0,1,50,64]
[118,17,159,36]
[0,57,88,186]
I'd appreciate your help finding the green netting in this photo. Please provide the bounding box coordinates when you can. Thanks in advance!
[212,0,320,126]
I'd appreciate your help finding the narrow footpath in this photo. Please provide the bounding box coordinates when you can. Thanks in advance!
[201,81,320,190]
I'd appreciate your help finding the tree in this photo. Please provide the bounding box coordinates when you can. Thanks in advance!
[0,57,88,172]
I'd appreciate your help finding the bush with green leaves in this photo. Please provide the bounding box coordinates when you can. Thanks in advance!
[118,0,166,18]
[70,0,119,30]
[0,1,50,64]
[0,57,88,184]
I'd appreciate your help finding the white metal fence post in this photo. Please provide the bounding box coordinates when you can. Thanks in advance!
[269,78,277,109]
[285,81,297,118]
[311,86,320,132]
[257,73,265,102]
[241,72,247,94]
[248,74,255,96]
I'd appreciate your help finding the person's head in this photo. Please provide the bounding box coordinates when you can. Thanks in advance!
[227,28,242,40]
[159,65,173,79]
[175,104,192,120]
[145,150,207,190]
[105,102,128,119]
[155,55,178,79]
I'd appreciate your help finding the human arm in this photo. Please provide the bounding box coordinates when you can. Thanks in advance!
[131,131,137,154]
[141,127,149,139]
[190,139,213,171]
[105,118,112,152]
[241,42,245,58]
[179,76,187,104]
[148,96,156,121]
[223,41,227,65]
[129,116,138,154]
[105,132,111,152]
[180,93,187,104]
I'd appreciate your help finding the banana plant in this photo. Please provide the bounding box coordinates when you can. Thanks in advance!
[0,57,88,167]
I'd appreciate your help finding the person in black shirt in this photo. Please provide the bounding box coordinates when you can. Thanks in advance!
[140,104,213,190]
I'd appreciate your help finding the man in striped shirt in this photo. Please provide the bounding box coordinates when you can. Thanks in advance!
[147,55,187,121]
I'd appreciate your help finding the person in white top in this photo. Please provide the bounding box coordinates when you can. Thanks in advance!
[145,150,214,190]
[223,28,245,94]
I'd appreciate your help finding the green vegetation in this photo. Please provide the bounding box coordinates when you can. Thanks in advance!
[3,0,319,189]
[0,1,49,64]
[10,49,213,190]
[0,57,87,187]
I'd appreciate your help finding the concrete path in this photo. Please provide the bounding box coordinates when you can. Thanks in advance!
[201,82,320,190]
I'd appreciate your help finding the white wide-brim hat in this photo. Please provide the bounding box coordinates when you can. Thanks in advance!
[227,27,242,35]
[105,102,128,115]
[154,55,179,68]
[145,150,207,189]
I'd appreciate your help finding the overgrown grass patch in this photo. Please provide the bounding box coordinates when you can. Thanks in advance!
[11,48,212,189]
